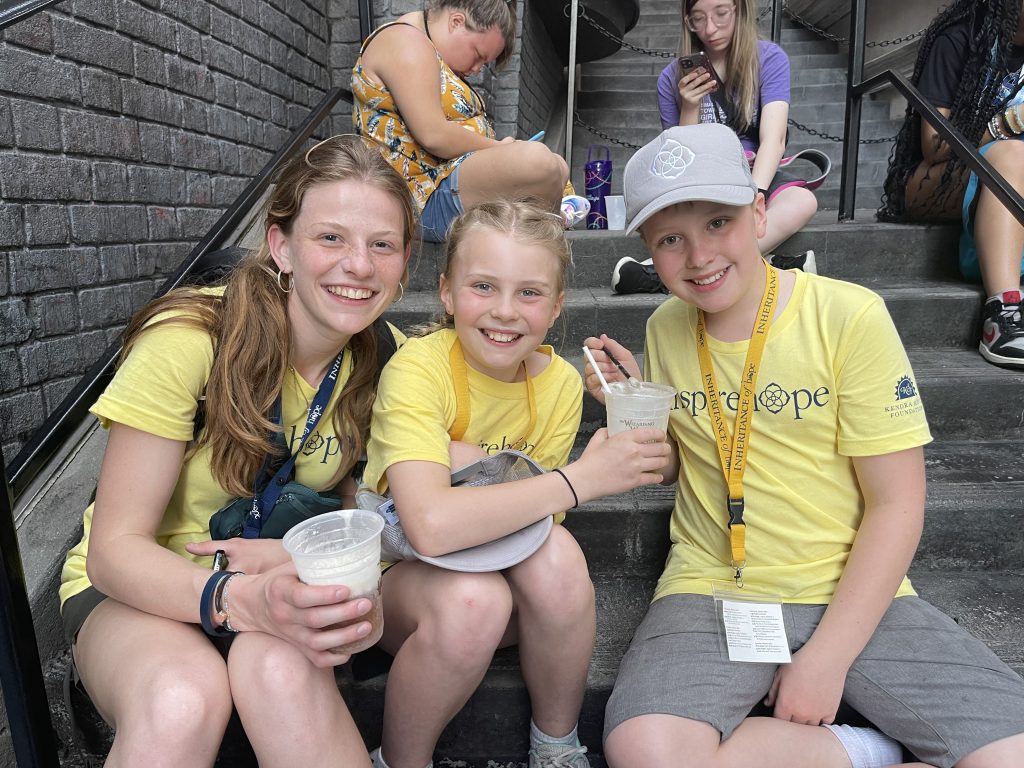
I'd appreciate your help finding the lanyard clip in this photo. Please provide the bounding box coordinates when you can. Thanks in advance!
[727,496,744,527]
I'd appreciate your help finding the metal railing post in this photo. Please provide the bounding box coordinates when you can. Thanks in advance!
[356,0,372,42]
[770,0,782,44]
[565,0,580,173]
[839,0,867,221]
[0,453,60,767]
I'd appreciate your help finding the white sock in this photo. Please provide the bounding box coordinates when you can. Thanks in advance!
[530,719,578,746]
[371,747,432,768]
[824,724,903,768]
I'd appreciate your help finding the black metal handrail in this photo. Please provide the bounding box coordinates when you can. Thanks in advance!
[839,0,1024,225]
[0,0,61,31]
[7,87,353,501]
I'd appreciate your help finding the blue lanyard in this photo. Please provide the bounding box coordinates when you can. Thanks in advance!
[242,350,345,538]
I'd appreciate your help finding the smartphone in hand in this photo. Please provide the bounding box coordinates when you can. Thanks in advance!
[678,52,721,92]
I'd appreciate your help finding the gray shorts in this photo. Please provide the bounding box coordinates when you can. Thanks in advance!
[604,594,1024,768]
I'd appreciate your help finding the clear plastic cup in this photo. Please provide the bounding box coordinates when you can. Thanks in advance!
[282,509,385,654]
[605,380,676,436]
[605,195,626,230]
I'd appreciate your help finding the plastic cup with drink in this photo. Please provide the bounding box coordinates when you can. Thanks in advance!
[582,345,675,436]
[283,509,385,654]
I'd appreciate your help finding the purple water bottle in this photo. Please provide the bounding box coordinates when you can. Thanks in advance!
[584,145,612,230]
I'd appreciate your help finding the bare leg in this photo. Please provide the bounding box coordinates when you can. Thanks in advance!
[956,732,1024,767]
[605,713,853,768]
[904,159,968,221]
[73,599,233,768]
[227,631,369,767]
[377,562,514,768]
[969,140,1024,296]
[759,186,818,254]
[457,142,569,211]
[502,525,595,737]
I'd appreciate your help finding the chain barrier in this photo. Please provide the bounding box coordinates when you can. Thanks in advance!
[566,2,899,145]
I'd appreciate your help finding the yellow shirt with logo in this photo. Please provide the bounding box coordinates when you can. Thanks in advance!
[60,301,404,607]
[364,328,583,502]
[645,273,932,604]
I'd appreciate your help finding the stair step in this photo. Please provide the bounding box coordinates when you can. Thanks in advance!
[408,217,960,293]
[565,476,1024,576]
[571,346,1023,442]
[580,66,849,92]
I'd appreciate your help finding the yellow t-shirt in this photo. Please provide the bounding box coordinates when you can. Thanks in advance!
[351,22,494,211]
[59,305,405,607]
[645,273,932,604]
[363,328,583,498]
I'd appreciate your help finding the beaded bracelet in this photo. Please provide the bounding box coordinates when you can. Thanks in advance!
[989,114,1010,141]
[200,570,235,637]
[217,572,243,633]
[1005,104,1023,135]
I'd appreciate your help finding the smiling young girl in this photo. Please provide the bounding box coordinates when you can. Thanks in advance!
[58,136,416,767]
[361,200,670,768]
[659,0,816,256]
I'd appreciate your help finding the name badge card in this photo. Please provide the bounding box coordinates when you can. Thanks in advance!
[712,583,792,664]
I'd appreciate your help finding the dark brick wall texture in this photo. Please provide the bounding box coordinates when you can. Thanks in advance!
[1,0,562,464]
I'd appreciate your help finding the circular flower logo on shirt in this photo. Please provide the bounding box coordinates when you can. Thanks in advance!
[758,382,790,414]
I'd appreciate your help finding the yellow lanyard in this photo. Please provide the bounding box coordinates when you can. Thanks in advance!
[694,263,779,587]
[448,338,537,446]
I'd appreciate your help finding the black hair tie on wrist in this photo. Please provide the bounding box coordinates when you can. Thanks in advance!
[553,468,579,509]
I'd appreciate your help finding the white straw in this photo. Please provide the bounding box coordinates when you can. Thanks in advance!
[582,346,612,394]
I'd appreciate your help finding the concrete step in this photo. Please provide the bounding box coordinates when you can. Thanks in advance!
[576,83,869,112]
[408,216,961,293]
[581,65,849,91]
[584,52,850,76]
[569,347,1024,443]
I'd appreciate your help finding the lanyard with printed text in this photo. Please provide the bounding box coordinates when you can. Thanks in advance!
[243,349,345,538]
[695,264,779,587]
[449,338,537,447]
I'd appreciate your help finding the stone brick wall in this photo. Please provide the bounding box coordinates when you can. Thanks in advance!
[0,0,331,463]
[0,0,563,466]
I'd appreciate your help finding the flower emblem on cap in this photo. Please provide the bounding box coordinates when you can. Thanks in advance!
[652,138,696,179]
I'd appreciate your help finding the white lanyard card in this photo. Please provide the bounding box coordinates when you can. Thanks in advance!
[712,582,792,664]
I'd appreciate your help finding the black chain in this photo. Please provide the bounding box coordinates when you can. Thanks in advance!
[567,3,899,145]
[565,1,932,56]
[573,113,895,147]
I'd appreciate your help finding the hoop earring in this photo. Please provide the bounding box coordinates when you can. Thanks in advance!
[393,283,405,304]
[276,269,293,293]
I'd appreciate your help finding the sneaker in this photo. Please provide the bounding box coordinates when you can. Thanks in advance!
[529,741,591,768]
[767,249,817,274]
[611,257,667,294]
[979,290,1024,369]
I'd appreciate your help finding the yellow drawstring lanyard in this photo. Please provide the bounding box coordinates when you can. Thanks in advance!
[448,337,537,445]
[694,263,779,587]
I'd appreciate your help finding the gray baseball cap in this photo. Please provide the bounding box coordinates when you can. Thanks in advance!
[624,124,758,235]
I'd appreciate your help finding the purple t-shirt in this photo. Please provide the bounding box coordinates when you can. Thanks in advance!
[656,39,790,152]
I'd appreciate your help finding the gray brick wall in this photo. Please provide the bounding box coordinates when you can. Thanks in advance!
[0,0,331,462]
[1,0,562,466]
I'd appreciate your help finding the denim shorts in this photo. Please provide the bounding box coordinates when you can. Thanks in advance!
[421,158,468,243]
[605,593,1024,767]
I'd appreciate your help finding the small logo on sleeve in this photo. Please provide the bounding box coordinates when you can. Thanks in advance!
[894,375,918,401]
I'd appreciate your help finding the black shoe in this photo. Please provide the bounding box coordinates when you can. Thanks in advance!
[979,291,1024,369]
[611,257,667,294]
[767,249,816,274]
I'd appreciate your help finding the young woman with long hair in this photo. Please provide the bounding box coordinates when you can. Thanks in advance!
[660,0,817,255]
[59,135,416,767]
[352,0,569,243]
[879,0,1024,369]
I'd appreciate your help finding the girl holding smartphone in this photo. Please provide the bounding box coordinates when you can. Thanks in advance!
[658,0,817,258]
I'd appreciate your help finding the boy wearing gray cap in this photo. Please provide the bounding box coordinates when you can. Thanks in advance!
[584,124,1024,768]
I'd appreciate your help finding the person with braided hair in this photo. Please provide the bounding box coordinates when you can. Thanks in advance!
[879,0,1024,369]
